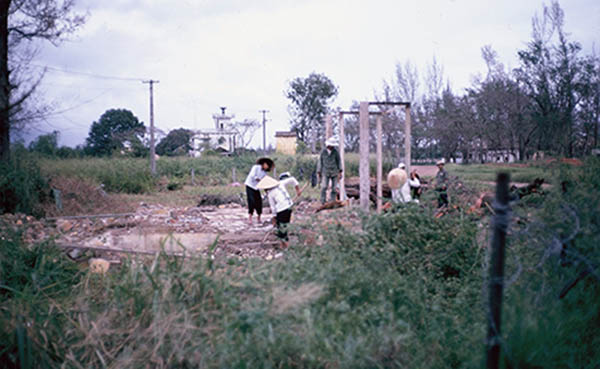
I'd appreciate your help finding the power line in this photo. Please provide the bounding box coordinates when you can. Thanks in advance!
[30,64,146,82]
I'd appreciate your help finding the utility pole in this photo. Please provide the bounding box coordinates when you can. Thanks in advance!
[143,80,159,175]
[259,109,269,152]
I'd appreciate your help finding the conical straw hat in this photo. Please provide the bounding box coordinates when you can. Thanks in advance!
[257,175,279,190]
[387,168,407,189]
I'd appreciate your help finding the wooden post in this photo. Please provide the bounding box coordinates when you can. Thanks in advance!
[405,105,412,175]
[339,112,346,200]
[376,114,383,213]
[53,189,63,212]
[232,167,237,183]
[359,102,370,211]
[325,113,333,140]
[191,168,195,186]
[486,172,511,369]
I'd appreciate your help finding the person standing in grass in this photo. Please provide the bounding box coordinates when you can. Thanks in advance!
[317,137,342,204]
[244,157,274,225]
[257,175,302,249]
[435,159,449,208]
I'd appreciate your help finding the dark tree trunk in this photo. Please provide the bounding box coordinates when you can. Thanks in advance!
[0,0,10,162]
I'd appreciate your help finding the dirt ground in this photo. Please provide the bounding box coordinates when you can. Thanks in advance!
[5,163,547,266]
[43,197,349,263]
[411,165,438,177]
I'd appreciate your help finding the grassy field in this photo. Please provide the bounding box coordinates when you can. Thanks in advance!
[1,154,598,367]
[37,153,550,199]
[445,162,550,183]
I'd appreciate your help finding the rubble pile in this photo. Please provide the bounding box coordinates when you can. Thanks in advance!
[0,213,55,244]
[2,195,359,263]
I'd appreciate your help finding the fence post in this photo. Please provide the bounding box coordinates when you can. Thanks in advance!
[486,172,511,369]
[53,189,63,212]
[232,167,237,183]
[191,168,195,186]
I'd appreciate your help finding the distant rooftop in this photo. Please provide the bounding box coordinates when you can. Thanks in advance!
[275,131,296,137]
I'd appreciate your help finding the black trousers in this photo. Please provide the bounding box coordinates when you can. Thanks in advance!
[246,186,262,215]
[275,208,292,241]
[437,190,449,208]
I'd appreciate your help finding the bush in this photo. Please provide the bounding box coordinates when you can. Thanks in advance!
[0,151,50,217]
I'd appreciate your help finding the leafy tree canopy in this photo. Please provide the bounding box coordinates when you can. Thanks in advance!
[85,108,145,156]
[286,72,337,145]
[156,128,193,156]
[28,130,59,156]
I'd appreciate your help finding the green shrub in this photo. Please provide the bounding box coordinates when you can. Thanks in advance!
[0,151,50,217]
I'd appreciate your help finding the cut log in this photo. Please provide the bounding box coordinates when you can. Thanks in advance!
[316,200,348,213]
[344,177,391,204]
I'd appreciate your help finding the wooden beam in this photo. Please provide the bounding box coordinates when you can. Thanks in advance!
[405,105,412,174]
[325,113,333,139]
[47,213,136,221]
[376,114,383,213]
[368,101,411,107]
[359,101,370,211]
[338,112,347,200]
[339,111,382,115]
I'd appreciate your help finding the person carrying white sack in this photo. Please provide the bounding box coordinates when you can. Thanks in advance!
[387,163,420,204]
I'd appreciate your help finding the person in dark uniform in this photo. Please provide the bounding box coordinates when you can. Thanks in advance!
[435,159,449,208]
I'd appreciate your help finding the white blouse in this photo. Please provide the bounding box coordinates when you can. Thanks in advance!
[244,165,266,190]
[267,177,298,214]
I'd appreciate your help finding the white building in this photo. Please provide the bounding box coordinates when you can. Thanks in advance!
[189,108,239,157]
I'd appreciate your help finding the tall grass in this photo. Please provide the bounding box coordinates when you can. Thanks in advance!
[0,205,484,368]
[38,153,398,195]
[0,149,50,217]
[1,158,599,368]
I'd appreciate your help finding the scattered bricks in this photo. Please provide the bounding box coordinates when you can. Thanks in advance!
[57,219,74,233]
[89,258,110,274]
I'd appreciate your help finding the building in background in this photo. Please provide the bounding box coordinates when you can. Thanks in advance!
[189,107,238,157]
[275,131,297,155]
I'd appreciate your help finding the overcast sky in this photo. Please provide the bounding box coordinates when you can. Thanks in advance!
[22,0,600,148]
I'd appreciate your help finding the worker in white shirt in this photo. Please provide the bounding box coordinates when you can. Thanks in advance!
[244,157,274,225]
[278,172,302,195]
[389,163,420,203]
[257,174,302,249]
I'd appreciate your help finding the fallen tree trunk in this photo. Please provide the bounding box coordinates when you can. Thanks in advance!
[344,177,391,203]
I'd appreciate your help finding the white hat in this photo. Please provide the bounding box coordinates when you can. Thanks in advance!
[325,136,338,147]
[279,172,291,180]
[436,159,445,165]
[257,175,279,190]
[387,168,407,189]
[398,163,406,169]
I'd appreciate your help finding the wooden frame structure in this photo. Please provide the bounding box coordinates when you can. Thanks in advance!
[324,101,411,212]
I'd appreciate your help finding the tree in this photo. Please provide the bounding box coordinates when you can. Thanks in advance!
[85,108,145,156]
[0,0,85,161]
[156,128,192,156]
[232,118,260,148]
[514,1,595,156]
[28,130,58,156]
[286,72,337,151]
